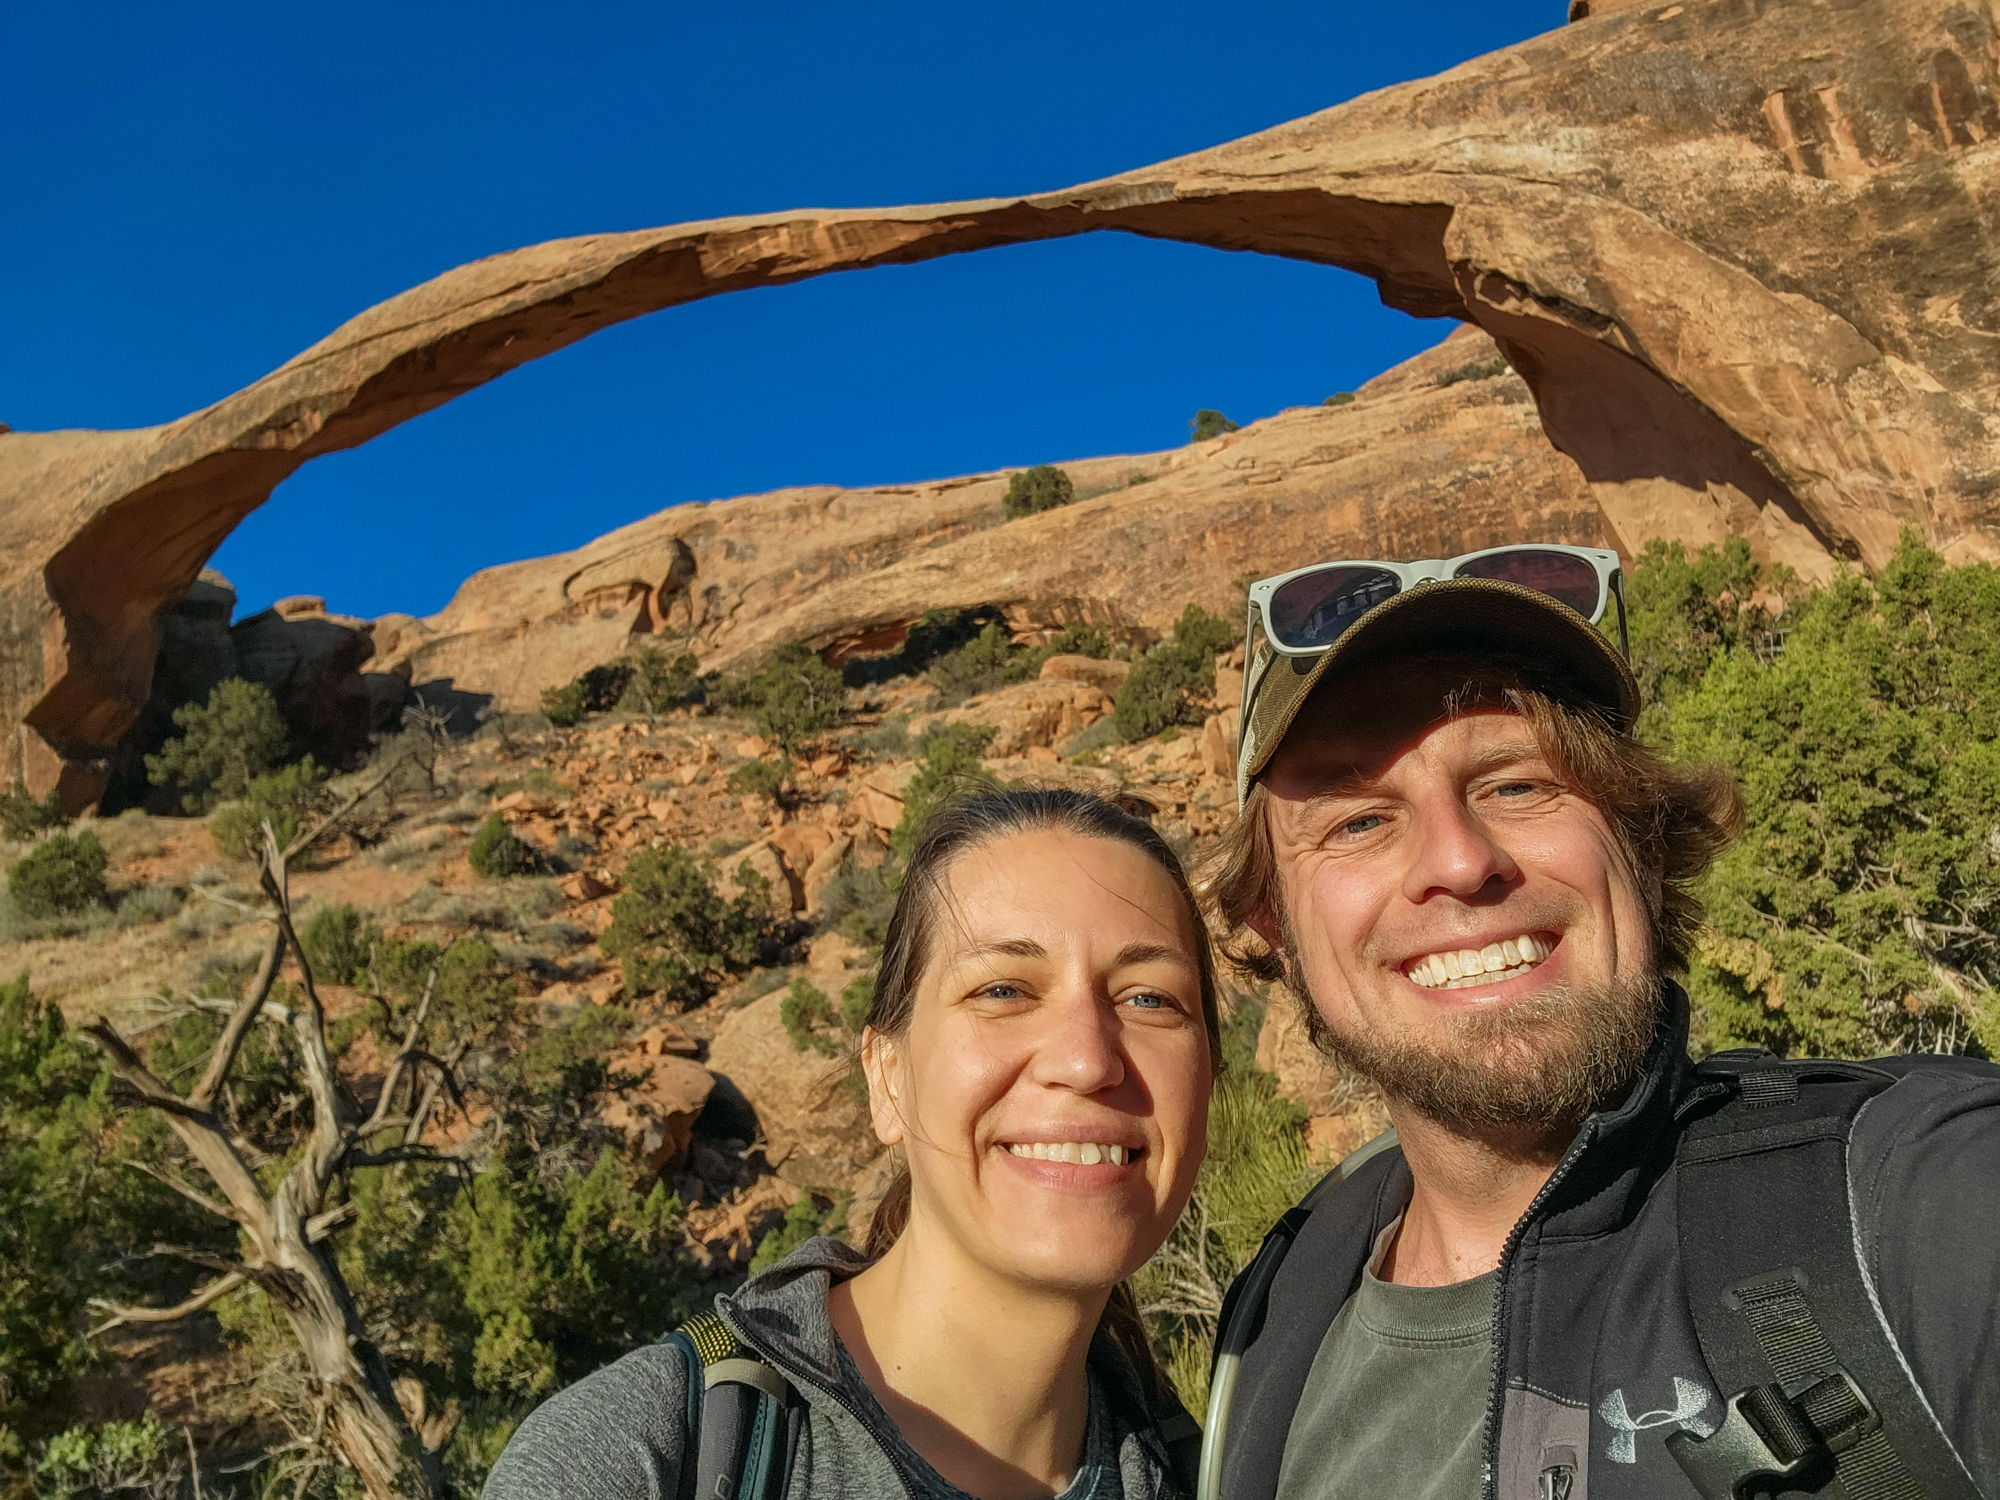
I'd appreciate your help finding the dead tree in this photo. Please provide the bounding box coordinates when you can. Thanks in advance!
[85,824,461,1500]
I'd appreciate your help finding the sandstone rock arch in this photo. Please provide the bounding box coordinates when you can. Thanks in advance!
[6,0,1999,807]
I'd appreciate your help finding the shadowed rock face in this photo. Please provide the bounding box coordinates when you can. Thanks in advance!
[6,0,2000,806]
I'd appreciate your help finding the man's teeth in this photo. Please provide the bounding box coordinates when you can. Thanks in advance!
[1006,1142,1130,1166]
[1405,935,1552,990]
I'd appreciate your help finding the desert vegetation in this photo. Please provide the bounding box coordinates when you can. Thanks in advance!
[4,534,1998,1494]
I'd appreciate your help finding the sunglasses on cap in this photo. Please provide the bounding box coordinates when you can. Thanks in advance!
[1245,544,1629,661]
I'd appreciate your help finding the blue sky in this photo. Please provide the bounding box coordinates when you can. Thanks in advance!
[4,2,1552,621]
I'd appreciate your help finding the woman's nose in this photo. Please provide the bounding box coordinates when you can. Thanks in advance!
[1028,991,1126,1094]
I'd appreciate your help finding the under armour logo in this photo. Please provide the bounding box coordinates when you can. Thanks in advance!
[1597,1377,1717,1464]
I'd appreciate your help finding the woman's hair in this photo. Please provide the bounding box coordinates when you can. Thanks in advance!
[1205,676,1745,982]
[856,786,1221,1400]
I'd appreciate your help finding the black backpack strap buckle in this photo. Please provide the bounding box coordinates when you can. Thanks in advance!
[1668,1373,1881,1499]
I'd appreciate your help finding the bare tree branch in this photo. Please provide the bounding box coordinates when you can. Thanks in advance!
[363,957,444,1135]
[88,1270,248,1336]
[306,1202,357,1243]
[121,1158,244,1225]
[405,1039,471,1150]
[147,1242,255,1277]
[343,1145,463,1172]
[190,884,275,922]
[192,922,287,1107]
[283,750,414,861]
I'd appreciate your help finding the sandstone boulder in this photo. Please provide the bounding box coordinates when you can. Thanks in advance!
[1039,655,1133,697]
[597,1052,715,1177]
[918,678,1113,757]
[801,833,854,913]
[851,763,916,833]
[707,986,881,1192]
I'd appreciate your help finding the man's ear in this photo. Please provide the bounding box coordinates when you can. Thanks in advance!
[859,1027,905,1148]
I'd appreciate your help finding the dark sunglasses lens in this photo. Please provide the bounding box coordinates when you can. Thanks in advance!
[1452,550,1602,617]
[1268,566,1403,650]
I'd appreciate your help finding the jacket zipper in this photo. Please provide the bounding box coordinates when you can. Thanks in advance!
[1480,1120,1598,1500]
[716,1304,920,1499]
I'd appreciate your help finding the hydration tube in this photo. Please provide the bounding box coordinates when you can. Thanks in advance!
[1193,1129,1400,1500]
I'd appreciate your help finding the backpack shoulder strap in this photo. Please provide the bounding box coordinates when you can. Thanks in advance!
[1669,1054,1985,1500]
[663,1311,803,1500]
[1197,1129,1399,1500]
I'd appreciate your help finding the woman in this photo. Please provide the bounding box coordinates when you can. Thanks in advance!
[486,788,1219,1500]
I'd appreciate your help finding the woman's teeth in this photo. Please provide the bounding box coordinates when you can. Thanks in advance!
[1007,1142,1131,1166]
[1405,934,1552,990]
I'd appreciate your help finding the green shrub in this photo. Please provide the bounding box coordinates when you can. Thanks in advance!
[32,1411,185,1498]
[727,759,788,802]
[927,621,1021,704]
[780,976,873,1058]
[748,642,848,750]
[469,813,537,878]
[1188,409,1239,442]
[0,781,65,842]
[144,678,292,813]
[302,903,370,986]
[1111,605,1235,742]
[780,978,844,1057]
[599,846,771,1005]
[748,1192,849,1274]
[1323,391,1355,406]
[207,756,330,861]
[7,831,108,918]
[1640,530,2000,1059]
[709,642,846,747]
[815,856,898,950]
[890,725,998,860]
[1,974,222,1413]
[540,658,643,728]
[617,648,700,716]
[112,885,181,930]
[1433,356,1510,387]
[434,937,516,1037]
[1002,465,1075,520]
[541,681,587,727]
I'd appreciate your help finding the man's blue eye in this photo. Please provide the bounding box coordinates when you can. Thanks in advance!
[1342,814,1382,835]
[1125,992,1167,1010]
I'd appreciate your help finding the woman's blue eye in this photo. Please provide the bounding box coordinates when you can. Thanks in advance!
[980,983,1023,1000]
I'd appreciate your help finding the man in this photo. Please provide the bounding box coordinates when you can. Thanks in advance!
[1202,547,1999,1500]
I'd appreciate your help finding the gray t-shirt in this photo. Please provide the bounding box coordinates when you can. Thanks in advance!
[1275,1226,1495,1500]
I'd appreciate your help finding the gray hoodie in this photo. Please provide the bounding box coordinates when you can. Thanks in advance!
[482,1238,1197,1500]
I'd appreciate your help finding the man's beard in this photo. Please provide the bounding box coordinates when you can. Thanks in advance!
[1289,954,1662,1136]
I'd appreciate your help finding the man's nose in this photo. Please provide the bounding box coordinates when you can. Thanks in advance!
[1402,792,1520,902]
[1029,990,1127,1094]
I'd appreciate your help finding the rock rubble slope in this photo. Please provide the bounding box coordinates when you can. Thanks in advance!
[8,0,2000,805]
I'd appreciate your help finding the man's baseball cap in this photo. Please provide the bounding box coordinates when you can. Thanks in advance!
[1235,575,1641,805]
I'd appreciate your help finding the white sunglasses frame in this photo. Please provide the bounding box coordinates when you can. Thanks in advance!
[1243,543,1628,663]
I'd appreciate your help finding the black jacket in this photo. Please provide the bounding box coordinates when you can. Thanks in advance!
[1218,989,2000,1499]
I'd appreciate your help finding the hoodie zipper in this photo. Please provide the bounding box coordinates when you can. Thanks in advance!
[715,1303,921,1499]
[1479,1120,1598,1500]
